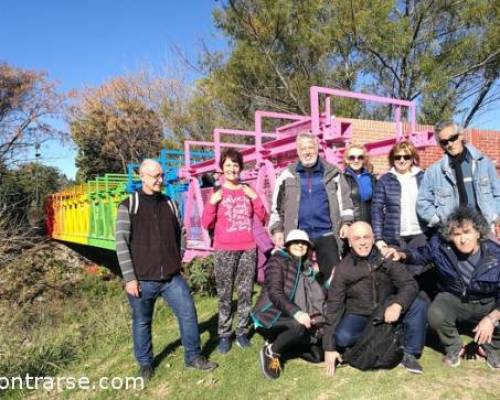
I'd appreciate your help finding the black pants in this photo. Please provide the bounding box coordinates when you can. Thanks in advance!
[259,317,323,362]
[311,234,339,285]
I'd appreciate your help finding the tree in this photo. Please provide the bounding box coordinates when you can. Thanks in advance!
[68,72,179,181]
[0,162,68,226]
[349,0,500,125]
[0,62,66,164]
[195,0,500,128]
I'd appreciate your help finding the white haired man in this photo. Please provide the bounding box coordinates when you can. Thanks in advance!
[269,132,354,283]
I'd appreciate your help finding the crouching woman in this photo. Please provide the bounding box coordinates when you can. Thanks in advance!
[251,229,325,380]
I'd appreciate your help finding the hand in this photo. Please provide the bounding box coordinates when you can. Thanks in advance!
[125,280,140,297]
[209,190,223,205]
[272,232,284,248]
[325,351,342,376]
[294,311,312,329]
[473,317,495,345]
[339,224,350,239]
[384,303,402,323]
[383,247,405,261]
[242,185,258,200]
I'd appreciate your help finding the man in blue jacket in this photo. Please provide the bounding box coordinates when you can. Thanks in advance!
[417,121,500,235]
[391,208,500,369]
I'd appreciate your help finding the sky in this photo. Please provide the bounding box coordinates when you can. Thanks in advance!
[1,1,499,179]
[0,0,226,179]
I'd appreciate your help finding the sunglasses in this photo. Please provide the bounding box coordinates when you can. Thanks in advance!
[347,155,365,161]
[394,154,413,161]
[439,133,460,146]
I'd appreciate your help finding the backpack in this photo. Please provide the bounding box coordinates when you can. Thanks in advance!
[342,302,404,371]
[128,191,180,221]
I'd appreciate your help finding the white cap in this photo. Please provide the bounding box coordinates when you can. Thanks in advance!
[284,229,313,247]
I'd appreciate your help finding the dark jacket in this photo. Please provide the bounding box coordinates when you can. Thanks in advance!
[323,249,418,351]
[251,250,304,328]
[343,169,376,223]
[115,192,182,282]
[371,169,424,245]
[405,236,500,309]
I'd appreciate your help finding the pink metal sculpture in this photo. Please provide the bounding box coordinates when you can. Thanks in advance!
[181,87,435,262]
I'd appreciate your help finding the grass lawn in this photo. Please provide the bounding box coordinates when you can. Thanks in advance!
[3,280,500,400]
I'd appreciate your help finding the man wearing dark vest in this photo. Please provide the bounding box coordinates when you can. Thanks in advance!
[115,159,217,380]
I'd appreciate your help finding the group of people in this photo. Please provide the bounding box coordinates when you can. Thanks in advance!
[115,120,500,382]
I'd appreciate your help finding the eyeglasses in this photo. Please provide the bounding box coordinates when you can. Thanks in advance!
[143,172,163,181]
[394,154,413,161]
[439,133,460,146]
[347,155,365,161]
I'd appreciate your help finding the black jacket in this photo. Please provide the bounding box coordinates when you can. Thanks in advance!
[323,249,418,351]
[251,250,304,328]
[343,170,376,223]
[371,170,425,245]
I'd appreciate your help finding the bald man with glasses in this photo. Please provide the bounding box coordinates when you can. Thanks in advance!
[417,121,500,239]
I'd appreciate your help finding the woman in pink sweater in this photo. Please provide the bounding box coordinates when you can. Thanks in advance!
[202,148,267,353]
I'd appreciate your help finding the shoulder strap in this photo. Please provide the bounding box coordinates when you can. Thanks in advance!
[166,197,180,222]
[128,191,139,215]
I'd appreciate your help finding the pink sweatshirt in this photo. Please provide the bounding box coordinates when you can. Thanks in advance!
[201,186,267,251]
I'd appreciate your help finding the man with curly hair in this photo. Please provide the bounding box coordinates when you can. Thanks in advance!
[390,207,500,370]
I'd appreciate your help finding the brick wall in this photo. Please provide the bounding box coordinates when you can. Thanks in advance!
[338,118,500,174]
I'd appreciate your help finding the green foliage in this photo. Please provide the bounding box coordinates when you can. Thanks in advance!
[184,256,216,296]
[0,162,67,226]
[184,0,500,131]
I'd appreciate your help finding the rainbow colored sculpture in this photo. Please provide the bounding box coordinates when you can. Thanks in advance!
[46,87,435,259]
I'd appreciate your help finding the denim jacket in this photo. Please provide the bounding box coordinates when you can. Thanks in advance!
[417,144,500,226]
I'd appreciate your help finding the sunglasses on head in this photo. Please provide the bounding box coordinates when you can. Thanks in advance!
[394,154,412,161]
[348,155,364,161]
[439,133,460,146]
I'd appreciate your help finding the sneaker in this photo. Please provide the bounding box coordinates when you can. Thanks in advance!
[139,365,154,381]
[480,346,500,370]
[218,337,232,354]
[400,353,423,374]
[236,334,251,349]
[442,348,463,368]
[186,356,218,371]
[259,344,281,380]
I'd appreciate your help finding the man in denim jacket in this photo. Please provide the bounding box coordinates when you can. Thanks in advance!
[417,121,500,234]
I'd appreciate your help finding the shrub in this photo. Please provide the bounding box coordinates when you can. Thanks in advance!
[184,256,216,296]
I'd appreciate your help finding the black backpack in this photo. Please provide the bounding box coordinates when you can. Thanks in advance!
[342,302,404,371]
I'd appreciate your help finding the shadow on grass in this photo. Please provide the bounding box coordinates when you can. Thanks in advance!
[153,309,219,368]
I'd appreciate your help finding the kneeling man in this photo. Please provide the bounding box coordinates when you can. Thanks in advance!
[323,222,428,375]
[393,207,500,369]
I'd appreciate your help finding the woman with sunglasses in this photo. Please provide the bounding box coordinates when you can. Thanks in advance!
[372,141,427,254]
[342,144,377,223]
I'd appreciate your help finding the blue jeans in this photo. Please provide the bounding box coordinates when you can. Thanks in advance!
[127,274,202,366]
[335,296,428,356]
